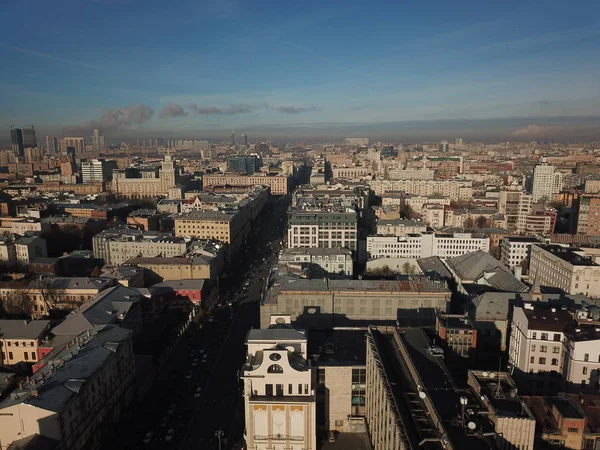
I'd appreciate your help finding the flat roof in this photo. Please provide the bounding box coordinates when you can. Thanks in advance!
[537,244,599,266]
[307,329,367,366]
[523,307,573,332]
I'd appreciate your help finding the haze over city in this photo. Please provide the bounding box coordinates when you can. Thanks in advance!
[1,0,600,142]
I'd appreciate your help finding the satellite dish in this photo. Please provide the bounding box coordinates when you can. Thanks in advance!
[482,372,489,377]
[468,422,477,430]
[489,372,496,379]
[419,391,426,399]
[460,396,468,405]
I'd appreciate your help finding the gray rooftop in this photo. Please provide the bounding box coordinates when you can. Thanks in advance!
[0,325,132,413]
[247,328,307,342]
[150,279,206,290]
[44,277,114,291]
[0,320,51,340]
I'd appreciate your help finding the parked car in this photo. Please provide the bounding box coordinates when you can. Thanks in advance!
[165,429,175,441]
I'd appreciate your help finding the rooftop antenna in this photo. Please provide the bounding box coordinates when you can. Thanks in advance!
[492,359,505,399]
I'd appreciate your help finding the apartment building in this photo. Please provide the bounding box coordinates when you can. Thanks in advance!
[532,162,564,203]
[387,167,434,180]
[0,325,134,450]
[423,204,446,228]
[0,320,51,365]
[174,210,249,257]
[278,247,353,277]
[260,276,450,328]
[366,232,490,260]
[529,245,600,296]
[375,219,427,236]
[0,237,17,264]
[81,159,116,183]
[287,209,358,252]
[15,235,47,264]
[435,313,477,358]
[573,194,600,235]
[369,179,473,200]
[125,254,224,281]
[92,229,189,265]
[500,236,540,269]
[292,185,371,215]
[241,324,316,450]
[498,190,533,232]
[331,166,370,180]
[202,173,290,195]
[509,305,571,394]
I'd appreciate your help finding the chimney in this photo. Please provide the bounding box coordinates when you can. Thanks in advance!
[31,389,39,397]
[19,382,23,389]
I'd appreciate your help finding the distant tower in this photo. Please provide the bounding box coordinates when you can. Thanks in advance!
[10,126,24,157]
[231,130,235,147]
[22,125,37,149]
[243,134,248,148]
[45,136,59,154]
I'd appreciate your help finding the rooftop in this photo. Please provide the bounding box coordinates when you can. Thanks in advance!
[536,244,599,266]
[522,306,573,332]
[0,320,51,340]
[307,329,367,366]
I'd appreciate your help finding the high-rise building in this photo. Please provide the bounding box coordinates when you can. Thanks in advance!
[227,155,260,174]
[81,159,116,183]
[242,134,248,148]
[45,135,59,154]
[60,137,86,155]
[438,140,449,152]
[22,126,37,148]
[91,129,105,153]
[10,127,23,157]
[532,162,563,202]
[230,130,236,147]
[455,137,463,146]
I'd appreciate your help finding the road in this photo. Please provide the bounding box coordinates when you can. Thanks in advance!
[108,195,288,450]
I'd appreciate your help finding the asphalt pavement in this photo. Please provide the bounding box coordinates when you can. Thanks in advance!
[106,195,289,450]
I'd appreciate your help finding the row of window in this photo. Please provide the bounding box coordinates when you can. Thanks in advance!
[1,341,36,347]
[1,351,37,361]
[530,356,559,366]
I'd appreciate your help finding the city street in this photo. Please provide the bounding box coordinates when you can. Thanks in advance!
[106,195,288,450]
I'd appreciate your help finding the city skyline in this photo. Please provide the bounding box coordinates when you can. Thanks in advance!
[1,0,599,142]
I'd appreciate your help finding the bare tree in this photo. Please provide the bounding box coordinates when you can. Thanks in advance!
[29,277,58,314]
[1,290,32,317]
[463,217,475,228]
[476,215,489,228]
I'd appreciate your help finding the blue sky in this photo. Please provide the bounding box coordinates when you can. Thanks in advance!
[1,0,599,141]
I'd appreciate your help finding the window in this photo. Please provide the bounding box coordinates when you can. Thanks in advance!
[531,345,536,352]
[318,369,325,386]
[551,359,558,366]
[530,356,535,364]
[14,342,19,347]
[532,332,537,339]
[584,353,590,362]
[276,384,284,396]
[583,367,588,375]
[267,364,283,374]
[351,369,366,417]
[539,357,546,364]
[540,345,547,353]
[553,346,560,354]
[553,333,561,341]
[288,384,293,395]
[24,353,28,361]
[304,384,309,395]
[298,384,302,394]
[265,384,273,396]
[568,427,579,433]
[541,333,548,340]
[8,352,13,359]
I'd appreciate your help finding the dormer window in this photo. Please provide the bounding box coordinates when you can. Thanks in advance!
[268,364,284,374]
[269,353,282,361]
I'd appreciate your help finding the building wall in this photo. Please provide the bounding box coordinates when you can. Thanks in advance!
[133,262,212,280]
[203,174,289,195]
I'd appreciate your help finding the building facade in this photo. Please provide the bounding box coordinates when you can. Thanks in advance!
[203,173,289,195]
[287,210,358,252]
[500,236,540,269]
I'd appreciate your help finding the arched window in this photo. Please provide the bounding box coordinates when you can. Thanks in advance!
[267,364,284,374]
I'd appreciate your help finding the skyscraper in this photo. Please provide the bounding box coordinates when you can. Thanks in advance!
[60,137,86,155]
[91,129,105,153]
[22,126,37,148]
[10,127,23,157]
[242,134,248,148]
[532,161,564,203]
[45,136,59,154]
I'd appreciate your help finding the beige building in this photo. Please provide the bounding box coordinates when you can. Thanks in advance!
[287,209,358,252]
[174,210,251,257]
[60,137,85,154]
[0,325,134,450]
[529,244,600,296]
[242,322,317,450]
[375,219,427,236]
[261,276,450,328]
[369,179,473,200]
[125,254,223,281]
[111,155,177,199]
[203,173,290,195]
[0,320,51,365]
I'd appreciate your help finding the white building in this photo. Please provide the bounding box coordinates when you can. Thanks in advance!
[91,129,105,153]
[287,210,357,252]
[242,320,316,450]
[500,236,540,269]
[375,219,428,236]
[529,244,600,297]
[423,204,446,228]
[386,168,434,180]
[278,247,353,277]
[532,163,564,203]
[509,304,569,394]
[15,235,47,264]
[369,179,472,200]
[0,237,17,264]
[366,232,489,260]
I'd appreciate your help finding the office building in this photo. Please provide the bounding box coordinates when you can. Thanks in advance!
[241,322,316,450]
[499,236,540,270]
[366,232,490,260]
[435,313,477,358]
[227,155,260,174]
[260,276,450,328]
[369,179,473,200]
[60,137,86,155]
[10,127,24,157]
[529,244,600,296]
[92,229,190,265]
[0,325,134,450]
[111,154,178,199]
[202,173,290,195]
[91,129,105,153]
[125,254,224,281]
[532,162,564,203]
[45,136,59,154]
[287,210,358,252]
[22,127,37,149]
[81,159,116,183]
[278,247,353,278]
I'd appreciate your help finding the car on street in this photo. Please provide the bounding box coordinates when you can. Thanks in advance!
[165,429,175,441]
[143,432,154,444]
[194,387,202,397]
